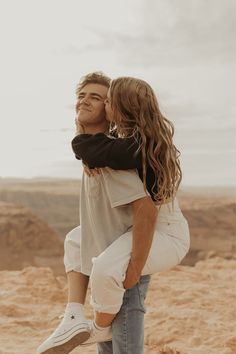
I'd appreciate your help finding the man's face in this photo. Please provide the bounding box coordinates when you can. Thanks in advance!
[76,83,108,126]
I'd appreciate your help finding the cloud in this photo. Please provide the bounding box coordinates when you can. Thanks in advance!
[69,0,236,68]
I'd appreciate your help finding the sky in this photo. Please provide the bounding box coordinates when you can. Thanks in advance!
[0,0,235,186]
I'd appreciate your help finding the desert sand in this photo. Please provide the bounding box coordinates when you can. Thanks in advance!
[1,259,236,354]
[0,179,235,353]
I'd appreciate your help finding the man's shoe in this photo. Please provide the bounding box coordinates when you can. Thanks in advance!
[81,321,112,347]
[36,312,90,354]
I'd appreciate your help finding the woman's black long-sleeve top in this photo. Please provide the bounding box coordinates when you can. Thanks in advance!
[71,133,157,201]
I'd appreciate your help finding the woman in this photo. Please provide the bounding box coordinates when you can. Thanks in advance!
[73,76,182,204]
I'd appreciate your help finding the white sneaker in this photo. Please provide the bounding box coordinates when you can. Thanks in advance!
[36,312,90,354]
[81,321,112,347]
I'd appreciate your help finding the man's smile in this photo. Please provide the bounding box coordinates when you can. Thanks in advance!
[79,107,92,112]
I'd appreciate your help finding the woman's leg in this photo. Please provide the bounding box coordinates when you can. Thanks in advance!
[90,208,189,328]
[64,226,89,304]
[67,270,89,304]
[96,312,116,327]
[36,226,90,354]
[63,226,90,320]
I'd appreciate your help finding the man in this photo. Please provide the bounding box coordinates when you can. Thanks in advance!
[36,72,156,354]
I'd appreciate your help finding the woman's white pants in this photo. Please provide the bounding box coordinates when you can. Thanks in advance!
[64,198,190,314]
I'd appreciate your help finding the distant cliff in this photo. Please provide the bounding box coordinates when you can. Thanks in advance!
[0,179,80,238]
[0,201,64,274]
[0,179,235,266]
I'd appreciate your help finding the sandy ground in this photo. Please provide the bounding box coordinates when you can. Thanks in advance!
[0,180,235,353]
[1,258,236,354]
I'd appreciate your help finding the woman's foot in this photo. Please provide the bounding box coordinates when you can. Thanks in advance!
[81,321,112,347]
[36,304,90,354]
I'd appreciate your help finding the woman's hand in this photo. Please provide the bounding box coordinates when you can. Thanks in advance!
[123,259,141,289]
[83,163,100,177]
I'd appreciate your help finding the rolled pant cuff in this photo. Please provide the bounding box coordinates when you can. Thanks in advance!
[90,298,124,315]
[64,265,82,273]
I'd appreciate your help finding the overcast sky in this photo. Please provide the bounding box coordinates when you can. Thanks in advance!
[0,0,235,185]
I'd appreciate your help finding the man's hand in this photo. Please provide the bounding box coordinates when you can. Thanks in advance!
[123,259,141,289]
[75,117,85,134]
[83,163,100,177]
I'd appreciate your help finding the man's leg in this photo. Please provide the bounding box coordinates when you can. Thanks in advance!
[97,275,150,354]
[97,341,113,354]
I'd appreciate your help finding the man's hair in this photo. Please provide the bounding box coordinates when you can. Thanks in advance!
[76,71,111,95]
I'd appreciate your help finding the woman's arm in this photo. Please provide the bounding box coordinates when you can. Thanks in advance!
[71,133,142,170]
[123,196,158,289]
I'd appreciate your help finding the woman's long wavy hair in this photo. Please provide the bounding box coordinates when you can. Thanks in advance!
[109,77,182,202]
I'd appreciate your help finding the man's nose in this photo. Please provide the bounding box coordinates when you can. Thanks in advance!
[80,96,90,105]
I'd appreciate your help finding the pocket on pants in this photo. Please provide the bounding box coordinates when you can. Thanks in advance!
[159,218,188,240]
[137,275,151,313]
[166,220,183,236]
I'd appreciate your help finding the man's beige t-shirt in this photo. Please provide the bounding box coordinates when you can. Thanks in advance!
[80,168,148,275]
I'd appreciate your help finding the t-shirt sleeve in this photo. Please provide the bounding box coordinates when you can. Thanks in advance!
[102,168,149,208]
[71,133,142,169]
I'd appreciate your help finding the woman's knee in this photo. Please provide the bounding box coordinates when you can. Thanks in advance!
[91,255,122,292]
[64,226,81,273]
[64,226,81,249]
[91,256,111,282]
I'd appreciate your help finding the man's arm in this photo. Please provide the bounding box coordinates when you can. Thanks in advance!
[71,133,142,170]
[123,196,158,289]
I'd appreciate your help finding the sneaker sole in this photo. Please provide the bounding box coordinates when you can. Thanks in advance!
[80,337,112,347]
[40,330,90,354]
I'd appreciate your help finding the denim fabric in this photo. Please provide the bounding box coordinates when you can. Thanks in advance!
[97,275,151,354]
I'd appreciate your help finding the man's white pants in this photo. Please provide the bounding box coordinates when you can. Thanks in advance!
[64,199,190,314]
